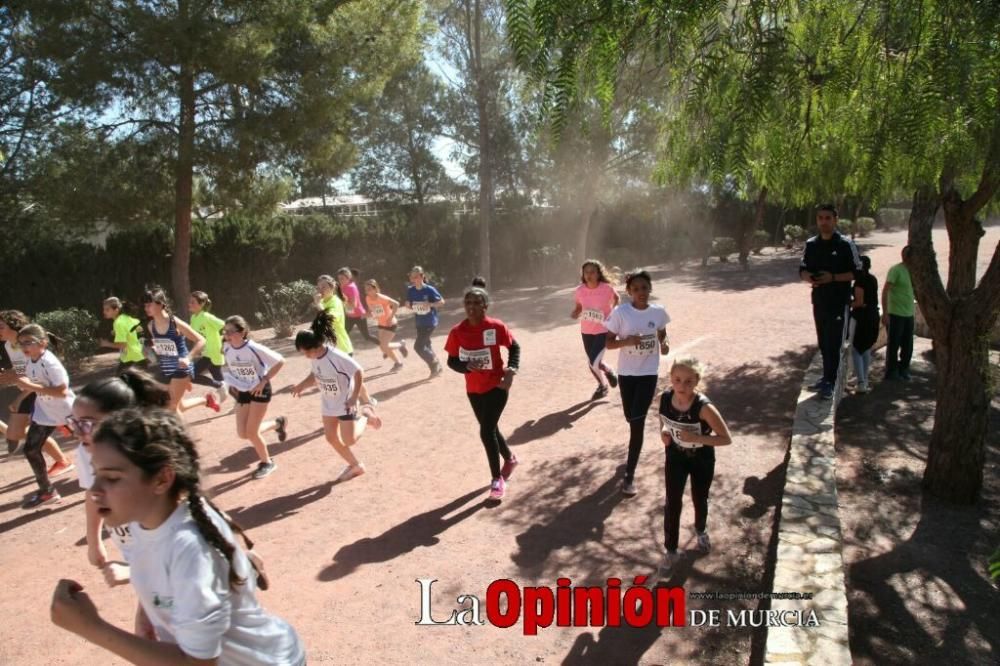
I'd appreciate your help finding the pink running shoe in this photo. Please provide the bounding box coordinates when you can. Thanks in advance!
[205,392,221,413]
[500,456,519,481]
[489,477,506,500]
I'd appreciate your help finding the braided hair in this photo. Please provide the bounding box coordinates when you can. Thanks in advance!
[295,310,337,351]
[93,408,253,588]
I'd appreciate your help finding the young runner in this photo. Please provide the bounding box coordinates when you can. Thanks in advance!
[188,291,228,403]
[405,265,445,377]
[222,316,288,480]
[291,311,380,482]
[98,297,146,371]
[11,323,76,508]
[657,357,732,575]
[142,287,219,414]
[605,270,671,497]
[69,369,172,587]
[51,407,306,665]
[571,259,620,400]
[0,310,72,469]
[444,286,520,500]
[338,267,379,347]
[364,279,408,371]
[314,274,353,357]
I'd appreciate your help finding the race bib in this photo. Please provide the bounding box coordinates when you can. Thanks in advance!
[111,524,132,546]
[12,361,26,376]
[483,329,497,346]
[366,317,379,329]
[412,301,431,315]
[370,305,385,319]
[581,309,605,323]
[230,361,258,381]
[660,416,703,449]
[459,347,493,371]
[629,334,657,356]
[319,379,340,396]
[153,339,178,357]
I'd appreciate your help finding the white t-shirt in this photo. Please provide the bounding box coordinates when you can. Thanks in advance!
[76,444,134,555]
[222,340,283,393]
[4,341,28,376]
[25,350,75,425]
[128,501,305,665]
[604,302,671,376]
[310,345,363,417]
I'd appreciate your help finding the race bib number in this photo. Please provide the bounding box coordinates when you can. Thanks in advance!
[12,361,26,376]
[483,329,497,346]
[111,524,132,545]
[459,347,493,371]
[412,301,431,315]
[319,379,340,396]
[581,309,605,323]
[660,416,703,449]
[153,339,178,357]
[629,334,657,356]
[230,362,258,381]
[370,305,385,319]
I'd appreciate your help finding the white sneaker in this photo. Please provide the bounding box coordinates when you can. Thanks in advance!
[696,531,711,552]
[658,551,680,578]
[336,464,365,482]
[622,480,638,496]
[216,385,228,404]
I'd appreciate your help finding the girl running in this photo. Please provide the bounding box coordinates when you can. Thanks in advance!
[314,274,353,357]
[142,287,220,414]
[69,368,171,587]
[51,408,305,664]
[291,311,380,482]
[605,270,671,497]
[405,265,445,377]
[571,259,620,400]
[0,310,73,471]
[657,357,732,575]
[364,279,408,371]
[11,323,76,508]
[444,286,520,500]
[188,291,228,404]
[222,316,288,480]
[338,267,379,347]
[98,297,146,371]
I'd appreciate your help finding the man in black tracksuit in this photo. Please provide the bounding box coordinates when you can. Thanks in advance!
[799,204,862,398]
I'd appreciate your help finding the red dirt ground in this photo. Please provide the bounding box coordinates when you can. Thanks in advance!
[0,224,991,665]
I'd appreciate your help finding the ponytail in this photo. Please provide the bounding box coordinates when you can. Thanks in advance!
[295,311,337,350]
[17,323,62,353]
[190,291,212,312]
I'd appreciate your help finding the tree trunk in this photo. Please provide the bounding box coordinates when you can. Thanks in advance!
[173,59,195,318]
[739,186,767,269]
[471,0,492,284]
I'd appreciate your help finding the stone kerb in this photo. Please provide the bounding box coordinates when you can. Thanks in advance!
[764,340,853,664]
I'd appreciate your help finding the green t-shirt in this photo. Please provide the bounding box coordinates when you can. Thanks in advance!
[886,263,915,317]
[320,294,353,355]
[113,314,145,363]
[190,311,226,365]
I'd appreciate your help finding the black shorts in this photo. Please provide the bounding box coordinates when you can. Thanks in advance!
[230,382,273,405]
[337,411,359,422]
[377,324,398,332]
[16,392,36,415]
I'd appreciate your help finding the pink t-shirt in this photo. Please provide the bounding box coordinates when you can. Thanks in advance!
[575,282,617,334]
[342,282,365,318]
[365,294,397,327]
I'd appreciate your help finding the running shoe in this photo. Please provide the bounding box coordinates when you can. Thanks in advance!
[592,384,609,400]
[399,340,409,358]
[489,477,506,500]
[604,369,618,388]
[47,460,75,478]
[500,456,519,481]
[22,489,61,509]
[336,464,366,482]
[205,392,221,413]
[430,362,444,377]
[696,531,711,552]
[7,439,23,456]
[275,416,288,443]
[216,385,228,404]
[855,383,869,394]
[391,362,404,372]
[252,461,277,480]
[807,378,826,391]
[820,383,834,400]
[622,480,638,496]
[361,404,382,431]
[658,551,680,578]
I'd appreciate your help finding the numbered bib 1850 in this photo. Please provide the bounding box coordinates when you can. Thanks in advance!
[630,334,657,356]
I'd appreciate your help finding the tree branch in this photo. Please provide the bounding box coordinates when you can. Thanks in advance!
[972,239,1000,324]
[906,185,951,339]
[964,88,1000,216]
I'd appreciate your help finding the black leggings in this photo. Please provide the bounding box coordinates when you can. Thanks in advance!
[25,423,56,493]
[663,445,715,551]
[192,357,224,388]
[346,317,380,345]
[468,388,512,479]
[414,326,438,369]
[618,374,658,482]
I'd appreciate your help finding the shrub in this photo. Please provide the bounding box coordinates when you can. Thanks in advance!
[751,229,770,254]
[854,217,876,237]
[712,237,737,262]
[255,280,317,338]
[877,208,908,231]
[34,308,99,371]
[784,224,808,246]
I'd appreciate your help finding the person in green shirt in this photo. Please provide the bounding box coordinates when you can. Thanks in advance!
[880,246,916,380]
[99,297,146,371]
[189,291,228,403]
[313,275,354,356]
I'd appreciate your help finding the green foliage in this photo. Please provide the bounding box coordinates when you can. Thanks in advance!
[34,308,98,371]
[990,547,1000,584]
[751,229,770,255]
[854,217,876,238]
[784,225,807,245]
[255,280,317,338]
[711,237,737,262]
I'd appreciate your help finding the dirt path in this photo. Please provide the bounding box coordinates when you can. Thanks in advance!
[0,225,984,665]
